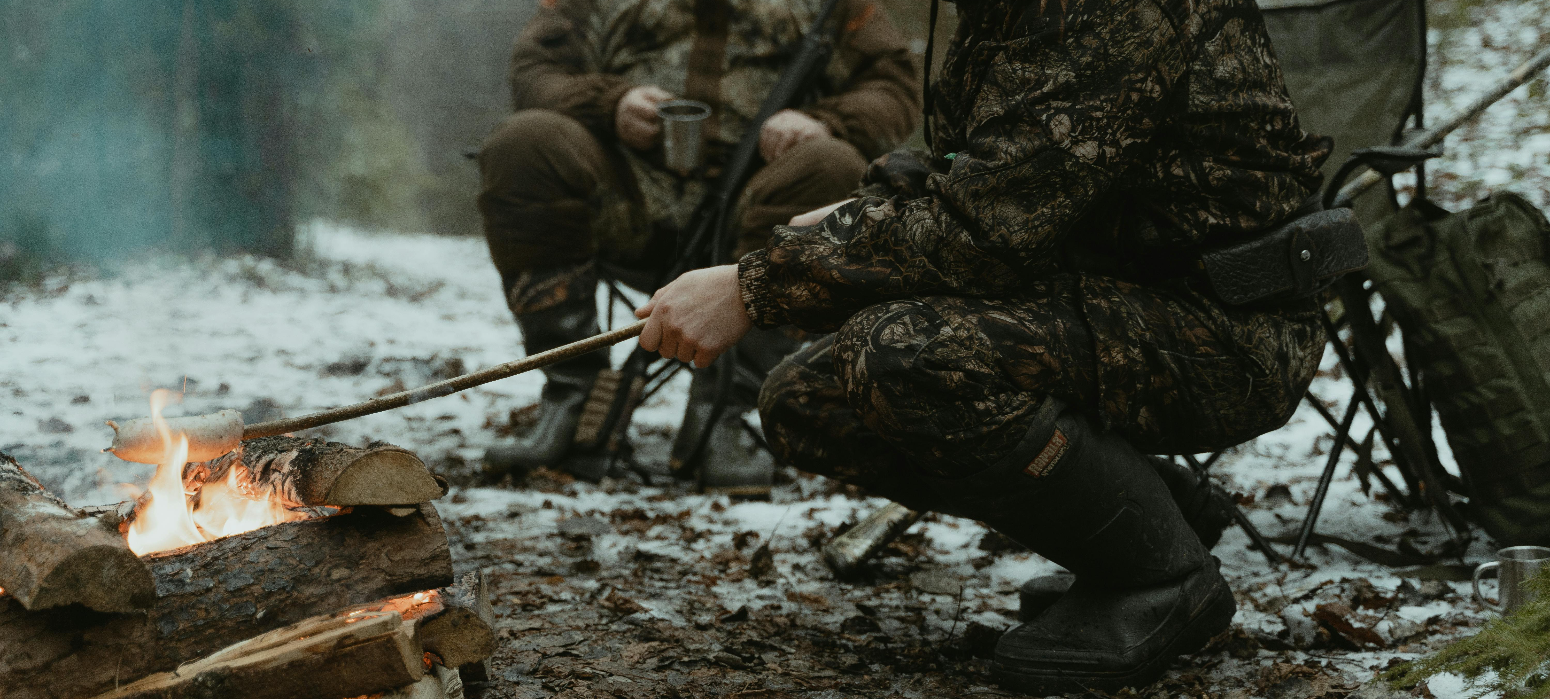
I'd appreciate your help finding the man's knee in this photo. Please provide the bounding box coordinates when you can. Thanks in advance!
[756,355,813,466]
[479,109,606,195]
[831,299,947,405]
[746,137,869,208]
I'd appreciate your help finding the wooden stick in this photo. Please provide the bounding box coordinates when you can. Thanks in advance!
[1335,45,1550,205]
[0,453,154,613]
[243,320,646,440]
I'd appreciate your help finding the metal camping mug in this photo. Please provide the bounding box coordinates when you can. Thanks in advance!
[656,99,711,174]
[1472,545,1550,613]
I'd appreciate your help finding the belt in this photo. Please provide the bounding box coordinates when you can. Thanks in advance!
[1200,208,1369,305]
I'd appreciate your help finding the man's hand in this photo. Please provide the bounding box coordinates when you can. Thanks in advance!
[789,198,857,227]
[759,109,831,162]
[616,85,673,151]
[635,265,752,368]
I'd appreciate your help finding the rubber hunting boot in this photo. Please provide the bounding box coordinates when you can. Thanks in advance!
[670,328,798,497]
[483,297,608,479]
[920,398,1236,695]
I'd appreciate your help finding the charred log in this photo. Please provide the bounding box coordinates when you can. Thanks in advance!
[0,504,452,698]
[0,452,153,613]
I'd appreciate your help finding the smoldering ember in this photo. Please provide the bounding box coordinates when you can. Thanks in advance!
[3,0,1550,698]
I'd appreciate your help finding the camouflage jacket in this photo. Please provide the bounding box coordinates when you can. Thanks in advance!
[509,0,919,162]
[739,0,1332,332]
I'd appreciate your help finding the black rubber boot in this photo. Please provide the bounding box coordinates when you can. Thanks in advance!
[921,398,1236,695]
[483,297,608,479]
[1017,458,1237,619]
[670,328,798,497]
[1149,457,1238,550]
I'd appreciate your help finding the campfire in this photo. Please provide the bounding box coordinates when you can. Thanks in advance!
[0,389,492,699]
[125,389,310,556]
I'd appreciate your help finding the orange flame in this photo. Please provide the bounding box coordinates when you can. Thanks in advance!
[126,389,307,556]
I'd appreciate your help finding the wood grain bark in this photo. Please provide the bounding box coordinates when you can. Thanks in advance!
[197,436,443,507]
[0,452,154,613]
[0,504,452,698]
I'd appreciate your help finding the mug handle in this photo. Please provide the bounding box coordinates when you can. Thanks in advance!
[1474,561,1504,613]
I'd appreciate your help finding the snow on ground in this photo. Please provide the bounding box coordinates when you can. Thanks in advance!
[1421,0,1550,212]
[2,0,1546,696]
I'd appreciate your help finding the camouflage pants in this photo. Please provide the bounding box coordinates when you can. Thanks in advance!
[759,274,1324,507]
[477,109,869,315]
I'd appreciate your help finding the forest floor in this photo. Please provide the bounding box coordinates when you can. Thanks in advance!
[3,0,1548,696]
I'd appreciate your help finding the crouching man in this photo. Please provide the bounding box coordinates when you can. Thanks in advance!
[633,0,1332,691]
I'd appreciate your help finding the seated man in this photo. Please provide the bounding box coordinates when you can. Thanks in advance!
[478,0,919,493]
[633,0,1331,692]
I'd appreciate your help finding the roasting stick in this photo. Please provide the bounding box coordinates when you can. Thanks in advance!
[107,320,647,464]
[1334,45,1550,206]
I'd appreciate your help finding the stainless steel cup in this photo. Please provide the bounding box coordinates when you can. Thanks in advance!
[656,99,711,174]
[1473,545,1550,613]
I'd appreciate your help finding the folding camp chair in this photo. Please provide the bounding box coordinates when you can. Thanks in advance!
[1189,0,1472,563]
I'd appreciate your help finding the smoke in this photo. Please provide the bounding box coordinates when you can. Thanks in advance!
[0,0,533,275]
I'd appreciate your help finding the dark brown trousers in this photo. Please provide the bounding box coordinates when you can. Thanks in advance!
[478,109,868,312]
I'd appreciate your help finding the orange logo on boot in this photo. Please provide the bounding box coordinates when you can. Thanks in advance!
[1024,429,1068,477]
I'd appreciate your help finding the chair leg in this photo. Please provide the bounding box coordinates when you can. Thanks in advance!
[1232,506,1283,565]
[1320,310,1426,500]
[1329,281,1470,535]
[1294,395,1361,559]
[1304,390,1410,506]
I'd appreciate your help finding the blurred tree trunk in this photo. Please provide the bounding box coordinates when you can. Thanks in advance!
[178,0,304,257]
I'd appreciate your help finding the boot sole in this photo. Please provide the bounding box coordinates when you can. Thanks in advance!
[993,577,1236,696]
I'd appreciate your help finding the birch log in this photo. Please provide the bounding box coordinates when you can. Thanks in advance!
[218,436,444,507]
[0,452,154,613]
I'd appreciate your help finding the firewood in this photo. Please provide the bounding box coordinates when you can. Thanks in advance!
[100,610,422,698]
[434,664,465,698]
[0,453,154,613]
[384,665,463,700]
[232,436,444,507]
[0,504,453,698]
[415,570,495,669]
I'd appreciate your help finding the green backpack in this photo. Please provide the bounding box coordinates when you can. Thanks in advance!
[1365,193,1550,546]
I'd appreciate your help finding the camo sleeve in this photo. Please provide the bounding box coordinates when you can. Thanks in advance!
[738,0,1190,332]
[508,0,635,139]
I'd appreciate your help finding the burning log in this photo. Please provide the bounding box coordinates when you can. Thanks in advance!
[0,453,154,613]
[100,609,423,699]
[217,436,445,507]
[0,504,453,698]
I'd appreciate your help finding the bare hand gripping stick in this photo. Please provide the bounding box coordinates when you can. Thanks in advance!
[106,321,647,464]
